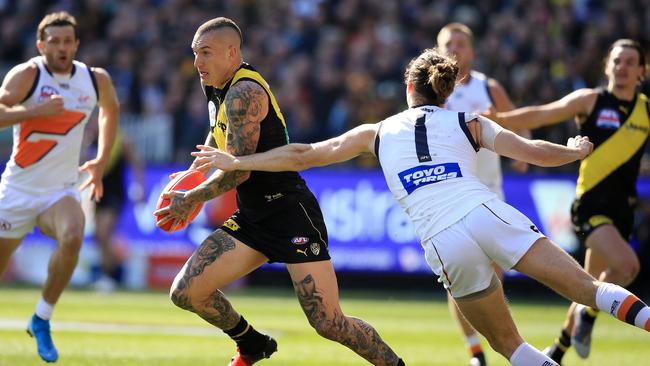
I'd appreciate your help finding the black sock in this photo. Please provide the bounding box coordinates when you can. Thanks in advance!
[581,306,598,325]
[223,316,268,355]
[548,328,571,362]
[396,358,405,366]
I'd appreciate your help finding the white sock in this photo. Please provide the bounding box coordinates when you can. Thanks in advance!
[35,298,54,320]
[509,342,558,366]
[595,283,650,331]
[465,333,482,355]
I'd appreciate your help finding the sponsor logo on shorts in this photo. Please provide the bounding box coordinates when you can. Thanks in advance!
[530,225,540,233]
[223,218,240,231]
[0,219,11,231]
[296,248,308,256]
[398,162,462,194]
[310,243,320,256]
[610,300,620,316]
[291,236,310,245]
[265,193,284,202]
[542,361,555,366]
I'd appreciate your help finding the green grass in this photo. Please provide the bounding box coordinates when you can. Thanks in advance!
[0,286,648,365]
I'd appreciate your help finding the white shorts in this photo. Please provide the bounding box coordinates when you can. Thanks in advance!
[0,184,80,238]
[423,198,544,298]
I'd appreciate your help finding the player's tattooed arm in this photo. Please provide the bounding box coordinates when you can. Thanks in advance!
[186,80,268,203]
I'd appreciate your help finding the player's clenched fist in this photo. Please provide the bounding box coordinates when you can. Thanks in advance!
[35,95,65,117]
[567,135,593,159]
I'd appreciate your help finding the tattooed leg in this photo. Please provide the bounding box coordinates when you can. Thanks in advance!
[289,262,401,366]
[169,229,266,330]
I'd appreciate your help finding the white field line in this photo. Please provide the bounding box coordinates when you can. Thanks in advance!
[0,318,222,337]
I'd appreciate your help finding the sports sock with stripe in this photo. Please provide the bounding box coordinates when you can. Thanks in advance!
[595,283,650,331]
[546,328,570,362]
[224,316,269,354]
[509,342,558,366]
[466,333,486,364]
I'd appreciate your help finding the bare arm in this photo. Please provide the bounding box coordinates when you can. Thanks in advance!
[185,80,266,202]
[78,68,120,201]
[488,77,529,172]
[493,88,598,130]
[0,62,64,128]
[475,115,593,166]
[191,123,379,172]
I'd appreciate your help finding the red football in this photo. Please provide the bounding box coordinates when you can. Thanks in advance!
[155,170,206,232]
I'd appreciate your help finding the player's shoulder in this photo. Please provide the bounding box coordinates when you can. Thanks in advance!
[3,60,39,83]
[225,79,268,105]
[228,79,266,97]
[89,66,112,82]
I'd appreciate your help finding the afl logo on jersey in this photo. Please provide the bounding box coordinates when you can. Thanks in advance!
[595,109,621,129]
[398,162,463,194]
[208,101,217,128]
[38,85,59,102]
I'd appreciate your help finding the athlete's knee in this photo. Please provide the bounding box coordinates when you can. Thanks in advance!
[609,256,640,285]
[483,331,522,358]
[301,305,340,340]
[57,227,84,251]
[169,277,194,311]
[309,315,340,341]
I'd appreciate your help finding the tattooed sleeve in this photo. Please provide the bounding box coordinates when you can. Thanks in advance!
[188,80,267,203]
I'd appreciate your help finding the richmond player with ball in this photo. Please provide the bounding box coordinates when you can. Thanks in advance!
[153,17,406,366]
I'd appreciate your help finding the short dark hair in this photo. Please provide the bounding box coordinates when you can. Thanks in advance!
[37,11,78,41]
[196,17,243,47]
[606,39,646,67]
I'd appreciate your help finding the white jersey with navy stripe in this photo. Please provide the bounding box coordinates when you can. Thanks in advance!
[0,57,98,195]
[445,70,503,199]
[376,105,498,241]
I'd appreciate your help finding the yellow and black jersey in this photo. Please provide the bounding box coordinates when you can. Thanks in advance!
[205,63,306,209]
[576,87,650,201]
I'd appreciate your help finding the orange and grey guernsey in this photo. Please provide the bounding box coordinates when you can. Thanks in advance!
[576,88,650,200]
[205,63,306,208]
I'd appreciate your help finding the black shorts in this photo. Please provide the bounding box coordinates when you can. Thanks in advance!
[96,158,126,212]
[571,196,636,243]
[220,190,330,263]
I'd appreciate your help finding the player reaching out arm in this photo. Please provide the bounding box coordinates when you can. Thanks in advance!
[191,122,592,172]
[192,48,650,366]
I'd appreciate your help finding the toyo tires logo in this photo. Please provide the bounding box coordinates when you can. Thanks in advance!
[398,162,462,194]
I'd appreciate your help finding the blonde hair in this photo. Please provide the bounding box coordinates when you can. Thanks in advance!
[37,11,78,41]
[436,22,474,47]
[404,48,459,106]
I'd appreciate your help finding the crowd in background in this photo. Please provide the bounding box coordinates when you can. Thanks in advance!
[1,0,650,293]
[2,0,650,172]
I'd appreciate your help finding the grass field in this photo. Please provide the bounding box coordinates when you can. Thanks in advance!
[0,286,648,366]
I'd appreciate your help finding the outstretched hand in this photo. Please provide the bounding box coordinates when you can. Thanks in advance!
[79,159,105,202]
[190,145,239,171]
[567,135,593,159]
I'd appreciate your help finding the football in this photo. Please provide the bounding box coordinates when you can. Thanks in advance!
[155,170,206,232]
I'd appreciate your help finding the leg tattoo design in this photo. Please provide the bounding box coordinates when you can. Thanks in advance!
[294,275,400,366]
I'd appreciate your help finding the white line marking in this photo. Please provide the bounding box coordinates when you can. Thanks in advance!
[0,318,222,337]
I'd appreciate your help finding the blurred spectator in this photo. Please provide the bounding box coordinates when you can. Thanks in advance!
[1,0,649,175]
